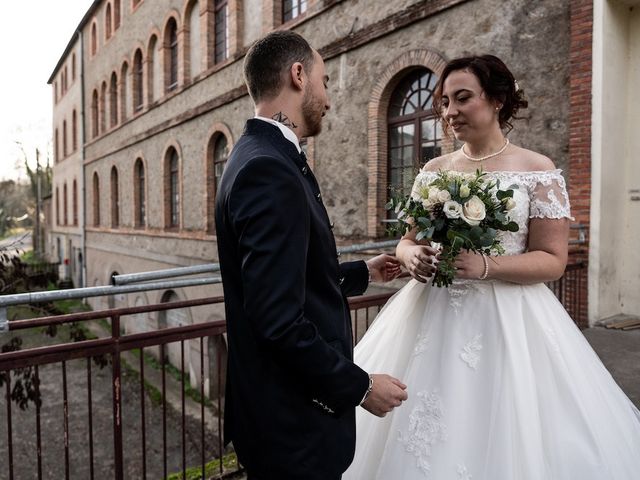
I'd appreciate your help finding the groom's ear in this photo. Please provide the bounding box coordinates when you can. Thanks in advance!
[289,62,305,92]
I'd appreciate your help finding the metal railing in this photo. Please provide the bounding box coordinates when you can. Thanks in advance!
[0,241,589,479]
[0,295,387,480]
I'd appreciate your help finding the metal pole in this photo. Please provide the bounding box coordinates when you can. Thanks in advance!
[35,149,42,255]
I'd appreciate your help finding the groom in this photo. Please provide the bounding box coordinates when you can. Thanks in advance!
[215,31,408,479]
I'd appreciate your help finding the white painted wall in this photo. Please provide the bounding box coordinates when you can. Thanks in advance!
[590,0,640,323]
[620,7,640,314]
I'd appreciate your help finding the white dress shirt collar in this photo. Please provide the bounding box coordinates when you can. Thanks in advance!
[254,115,301,153]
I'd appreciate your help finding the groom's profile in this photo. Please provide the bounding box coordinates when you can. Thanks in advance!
[215,31,408,479]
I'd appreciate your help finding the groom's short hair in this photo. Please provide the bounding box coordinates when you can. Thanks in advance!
[244,31,315,103]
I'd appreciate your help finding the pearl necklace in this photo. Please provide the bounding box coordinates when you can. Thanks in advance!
[461,138,510,162]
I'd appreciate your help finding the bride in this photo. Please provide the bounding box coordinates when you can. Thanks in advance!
[345,55,640,479]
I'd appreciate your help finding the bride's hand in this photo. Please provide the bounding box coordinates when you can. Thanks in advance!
[399,245,439,283]
[453,250,486,279]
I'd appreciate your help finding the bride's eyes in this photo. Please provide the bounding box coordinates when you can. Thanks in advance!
[457,95,470,103]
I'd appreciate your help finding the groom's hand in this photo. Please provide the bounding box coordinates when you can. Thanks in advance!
[361,374,408,417]
[366,255,402,283]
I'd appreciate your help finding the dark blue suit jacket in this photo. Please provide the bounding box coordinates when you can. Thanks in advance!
[215,119,370,478]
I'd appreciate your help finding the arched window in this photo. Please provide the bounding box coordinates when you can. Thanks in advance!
[148,35,161,103]
[206,133,229,232]
[283,0,307,23]
[54,128,59,163]
[105,3,113,40]
[134,158,146,228]
[91,89,99,137]
[133,49,144,112]
[63,183,68,225]
[111,166,119,228]
[188,1,201,79]
[214,0,228,64]
[72,179,78,226]
[72,110,78,151]
[120,62,129,121]
[165,19,178,92]
[91,22,98,56]
[56,186,60,225]
[387,68,442,202]
[165,148,180,228]
[93,172,101,226]
[114,0,121,29]
[72,53,76,81]
[100,82,107,132]
[110,72,118,127]
[63,120,68,157]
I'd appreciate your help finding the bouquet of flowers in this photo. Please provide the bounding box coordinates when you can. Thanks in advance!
[387,169,519,287]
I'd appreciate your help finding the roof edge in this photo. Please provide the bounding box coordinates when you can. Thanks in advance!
[47,0,102,84]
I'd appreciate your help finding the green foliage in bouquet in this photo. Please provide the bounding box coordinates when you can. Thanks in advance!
[386,169,520,287]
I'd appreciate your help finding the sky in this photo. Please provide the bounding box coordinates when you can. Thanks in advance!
[0,0,95,182]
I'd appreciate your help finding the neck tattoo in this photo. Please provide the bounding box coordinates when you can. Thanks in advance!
[272,112,298,129]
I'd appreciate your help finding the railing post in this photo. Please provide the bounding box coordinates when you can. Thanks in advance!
[111,314,123,479]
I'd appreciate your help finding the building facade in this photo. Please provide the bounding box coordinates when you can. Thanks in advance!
[49,36,84,288]
[47,0,640,390]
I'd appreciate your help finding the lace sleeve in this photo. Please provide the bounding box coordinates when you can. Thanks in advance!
[410,170,437,200]
[528,170,574,220]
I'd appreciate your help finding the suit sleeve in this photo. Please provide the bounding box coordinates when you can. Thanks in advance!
[229,156,369,416]
[338,261,369,298]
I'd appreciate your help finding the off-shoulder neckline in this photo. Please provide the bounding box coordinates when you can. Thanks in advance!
[419,168,564,175]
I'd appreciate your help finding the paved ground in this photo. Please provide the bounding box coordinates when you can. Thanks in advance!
[583,326,640,408]
[0,231,32,256]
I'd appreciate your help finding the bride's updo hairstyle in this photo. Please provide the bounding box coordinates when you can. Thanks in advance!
[432,54,528,134]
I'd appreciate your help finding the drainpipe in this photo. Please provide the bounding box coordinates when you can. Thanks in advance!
[79,29,87,289]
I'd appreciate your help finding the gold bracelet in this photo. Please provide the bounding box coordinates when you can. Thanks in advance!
[478,253,489,280]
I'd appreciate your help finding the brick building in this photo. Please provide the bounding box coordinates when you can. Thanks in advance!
[47,0,639,389]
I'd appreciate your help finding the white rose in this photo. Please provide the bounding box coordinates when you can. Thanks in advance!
[504,198,516,211]
[461,195,486,226]
[459,184,471,198]
[406,216,416,227]
[436,189,451,202]
[443,200,463,219]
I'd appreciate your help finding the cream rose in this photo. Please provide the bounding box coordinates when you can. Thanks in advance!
[504,198,516,211]
[461,195,486,226]
[436,189,452,202]
[443,200,463,219]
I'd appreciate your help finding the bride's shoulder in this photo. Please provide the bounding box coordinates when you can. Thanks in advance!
[509,145,557,172]
[421,152,456,172]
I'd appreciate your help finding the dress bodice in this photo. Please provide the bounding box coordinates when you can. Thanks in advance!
[412,169,573,255]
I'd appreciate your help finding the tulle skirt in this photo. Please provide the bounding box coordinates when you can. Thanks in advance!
[344,279,640,479]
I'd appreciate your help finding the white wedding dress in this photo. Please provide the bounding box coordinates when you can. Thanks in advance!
[344,169,640,480]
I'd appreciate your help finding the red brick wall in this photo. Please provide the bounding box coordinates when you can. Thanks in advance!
[568,0,593,326]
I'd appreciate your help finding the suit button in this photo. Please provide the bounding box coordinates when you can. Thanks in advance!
[339,277,345,285]
[302,166,308,175]
[316,193,322,202]
[329,221,334,229]
[336,251,341,258]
